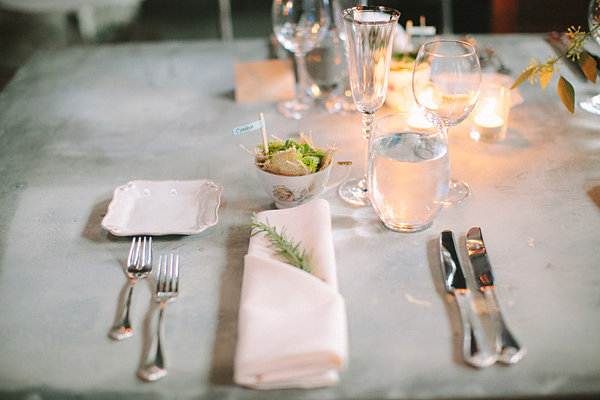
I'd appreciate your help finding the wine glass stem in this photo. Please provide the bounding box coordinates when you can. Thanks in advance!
[440,122,449,141]
[294,52,310,102]
[360,112,374,188]
[440,122,451,185]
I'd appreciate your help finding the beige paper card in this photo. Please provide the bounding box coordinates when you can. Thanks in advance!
[235,59,295,103]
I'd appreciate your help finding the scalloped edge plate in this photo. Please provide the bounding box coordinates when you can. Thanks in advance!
[101,179,223,236]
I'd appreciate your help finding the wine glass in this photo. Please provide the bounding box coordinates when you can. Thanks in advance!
[578,0,600,115]
[322,0,367,113]
[338,6,400,206]
[412,40,481,205]
[272,0,330,120]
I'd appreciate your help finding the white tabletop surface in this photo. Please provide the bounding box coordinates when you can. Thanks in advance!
[0,35,599,399]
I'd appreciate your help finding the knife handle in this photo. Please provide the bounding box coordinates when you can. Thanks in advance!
[454,291,497,368]
[483,288,526,364]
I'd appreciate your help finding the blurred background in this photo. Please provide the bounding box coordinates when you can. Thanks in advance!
[0,0,591,90]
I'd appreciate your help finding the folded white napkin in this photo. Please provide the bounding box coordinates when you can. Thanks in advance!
[233,199,348,390]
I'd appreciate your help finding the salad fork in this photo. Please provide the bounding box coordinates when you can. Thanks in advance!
[109,236,153,340]
[138,254,180,382]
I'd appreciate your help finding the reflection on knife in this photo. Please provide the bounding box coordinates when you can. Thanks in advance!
[466,227,526,364]
[439,230,496,368]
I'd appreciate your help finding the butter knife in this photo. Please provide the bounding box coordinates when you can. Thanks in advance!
[466,227,526,364]
[440,230,496,368]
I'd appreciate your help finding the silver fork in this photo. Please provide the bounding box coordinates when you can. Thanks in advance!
[138,254,180,382]
[109,236,153,340]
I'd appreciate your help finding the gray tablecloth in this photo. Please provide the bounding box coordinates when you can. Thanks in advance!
[1,35,599,399]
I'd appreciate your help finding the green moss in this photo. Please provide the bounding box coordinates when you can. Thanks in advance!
[301,155,319,173]
[259,138,327,174]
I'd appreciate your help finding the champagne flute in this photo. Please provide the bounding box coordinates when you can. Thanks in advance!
[272,0,330,120]
[578,0,600,115]
[412,40,481,205]
[338,6,400,206]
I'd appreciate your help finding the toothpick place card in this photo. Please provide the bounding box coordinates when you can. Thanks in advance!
[235,59,295,103]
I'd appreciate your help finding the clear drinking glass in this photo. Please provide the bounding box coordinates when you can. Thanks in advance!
[368,112,449,232]
[412,40,481,205]
[339,6,400,206]
[578,0,600,115]
[272,0,330,120]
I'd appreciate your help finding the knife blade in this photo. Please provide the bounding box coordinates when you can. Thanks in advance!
[439,230,496,368]
[466,227,526,364]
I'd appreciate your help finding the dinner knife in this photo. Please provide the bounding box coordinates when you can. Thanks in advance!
[439,230,496,368]
[466,227,526,364]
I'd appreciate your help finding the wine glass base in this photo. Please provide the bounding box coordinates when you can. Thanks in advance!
[338,177,369,206]
[444,179,471,207]
[578,95,600,116]
[278,98,316,120]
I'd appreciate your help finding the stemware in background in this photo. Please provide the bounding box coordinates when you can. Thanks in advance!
[338,6,400,206]
[318,0,367,113]
[368,112,449,232]
[578,0,600,115]
[412,40,481,205]
[272,0,330,120]
[304,0,348,104]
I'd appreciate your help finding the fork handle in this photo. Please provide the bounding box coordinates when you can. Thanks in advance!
[138,304,168,381]
[109,281,136,340]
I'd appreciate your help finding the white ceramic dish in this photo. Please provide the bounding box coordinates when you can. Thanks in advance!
[101,179,223,236]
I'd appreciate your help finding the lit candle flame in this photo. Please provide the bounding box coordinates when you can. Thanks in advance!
[475,98,503,128]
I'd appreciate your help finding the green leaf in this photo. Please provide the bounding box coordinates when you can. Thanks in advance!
[511,67,535,90]
[557,76,575,113]
[540,68,553,89]
[578,52,598,83]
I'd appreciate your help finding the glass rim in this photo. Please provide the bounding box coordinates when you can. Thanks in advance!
[375,112,441,136]
[419,39,478,58]
[342,6,401,25]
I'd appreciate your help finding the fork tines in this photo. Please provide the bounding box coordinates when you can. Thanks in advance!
[157,254,180,295]
[128,236,153,269]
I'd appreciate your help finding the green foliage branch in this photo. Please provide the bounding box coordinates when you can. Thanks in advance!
[511,0,600,113]
[248,215,313,274]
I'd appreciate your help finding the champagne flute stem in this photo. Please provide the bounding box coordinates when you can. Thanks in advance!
[294,53,310,102]
[360,112,374,187]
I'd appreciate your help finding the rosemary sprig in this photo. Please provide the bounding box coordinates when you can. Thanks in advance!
[248,215,313,274]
